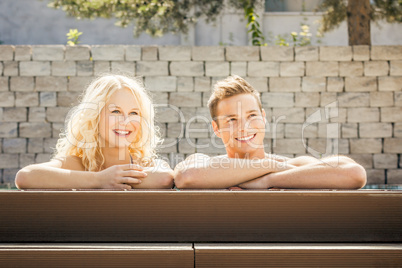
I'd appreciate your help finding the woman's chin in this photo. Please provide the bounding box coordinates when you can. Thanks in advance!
[106,142,132,150]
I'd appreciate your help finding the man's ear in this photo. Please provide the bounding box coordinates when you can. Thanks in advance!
[212,120,221,138]
[262,108,267,124]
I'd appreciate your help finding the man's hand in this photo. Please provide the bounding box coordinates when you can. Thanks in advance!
[228,186,243,191]
[238,162,297,189]
[238,174,271,189]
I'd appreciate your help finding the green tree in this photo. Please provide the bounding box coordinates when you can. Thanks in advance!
[48,0,265,44]
[317,0,401,45]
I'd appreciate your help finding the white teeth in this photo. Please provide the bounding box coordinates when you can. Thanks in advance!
[236,134,254,141]
[115,130,130,135]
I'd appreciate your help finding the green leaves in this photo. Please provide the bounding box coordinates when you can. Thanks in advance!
[49,0,226,37]
[372,0,402,23]
[48,0,270,43]
[316,0,401,34]
[66,28,83,46]
[243,1,267,46]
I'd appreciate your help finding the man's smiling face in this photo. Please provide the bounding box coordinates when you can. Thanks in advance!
[212,93,266,158]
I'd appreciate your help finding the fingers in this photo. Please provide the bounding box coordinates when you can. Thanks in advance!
[122,170,148,178]
[120,164,144,171]
[121,183,133,190]
[121,177,142,185]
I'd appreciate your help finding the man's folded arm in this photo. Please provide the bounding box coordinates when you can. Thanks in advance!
[174,153,294,189]
[239,155,367,189]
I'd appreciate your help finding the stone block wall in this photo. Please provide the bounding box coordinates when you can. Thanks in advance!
[0,45,401,187]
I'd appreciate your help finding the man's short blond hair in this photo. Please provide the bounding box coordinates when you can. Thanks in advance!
[207,75,263,121]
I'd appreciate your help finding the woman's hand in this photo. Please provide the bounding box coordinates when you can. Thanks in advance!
[94,164,147,190]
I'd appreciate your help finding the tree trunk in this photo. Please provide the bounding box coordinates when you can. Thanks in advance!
[347,0,371,45]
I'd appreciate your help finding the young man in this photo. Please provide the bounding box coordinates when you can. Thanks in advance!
[174,75,366,189]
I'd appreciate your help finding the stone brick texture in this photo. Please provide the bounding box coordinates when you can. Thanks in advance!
[0,45,401,187]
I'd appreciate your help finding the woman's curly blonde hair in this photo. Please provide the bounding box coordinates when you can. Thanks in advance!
[54,74,161,171]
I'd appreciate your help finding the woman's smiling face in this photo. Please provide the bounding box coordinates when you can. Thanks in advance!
[98,88,141,149]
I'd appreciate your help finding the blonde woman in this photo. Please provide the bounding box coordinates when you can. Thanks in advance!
[15,75,174,189]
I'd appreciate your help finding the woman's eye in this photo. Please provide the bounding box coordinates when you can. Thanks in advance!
[111,110,120,114]
[130,111,139,116]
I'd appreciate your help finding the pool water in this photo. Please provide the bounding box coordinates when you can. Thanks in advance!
[362,184,402,190]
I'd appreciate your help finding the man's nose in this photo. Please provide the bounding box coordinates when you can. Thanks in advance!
[238,117,248,132]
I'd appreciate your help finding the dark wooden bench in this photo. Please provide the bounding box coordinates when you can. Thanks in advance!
[1,189,401,267]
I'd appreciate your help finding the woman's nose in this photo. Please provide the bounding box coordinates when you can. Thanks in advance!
[118,114,130,125]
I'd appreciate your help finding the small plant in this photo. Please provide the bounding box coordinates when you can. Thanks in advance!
[275,34,289,46]
[275,23,316,47]
[66,29,82,46]
[293,24,312,46]
[244,4,267,46]
[219,32,235,46]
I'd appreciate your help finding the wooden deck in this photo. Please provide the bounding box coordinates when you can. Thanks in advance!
[0,243,193,267]
[0,189,401,267]
[1,243,401,267]
[195,243,402,268]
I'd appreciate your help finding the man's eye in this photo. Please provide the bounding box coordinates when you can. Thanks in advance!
[249,114,257,117]
[228,118,236,122]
